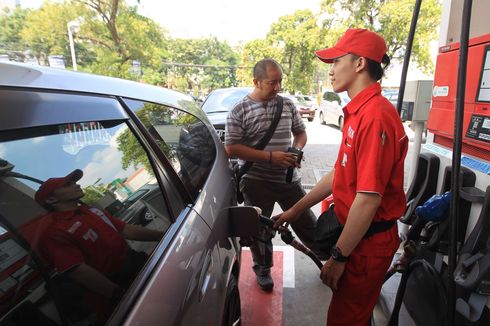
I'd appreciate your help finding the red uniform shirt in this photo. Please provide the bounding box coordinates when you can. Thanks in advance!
[39,205,129,275]
[333,82,408,255]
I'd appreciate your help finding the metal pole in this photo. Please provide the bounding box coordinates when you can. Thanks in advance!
[396,0,423,115]
[67,22,77,71]
[447,1,472,325]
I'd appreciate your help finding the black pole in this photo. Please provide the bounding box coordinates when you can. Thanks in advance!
[396,0,423,115]
[448,1,473,325]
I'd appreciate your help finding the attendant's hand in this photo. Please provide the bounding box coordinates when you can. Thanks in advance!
[272,207,301,228]
[320,258,346,291]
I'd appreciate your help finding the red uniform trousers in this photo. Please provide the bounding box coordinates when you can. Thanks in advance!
[326,252,394,325]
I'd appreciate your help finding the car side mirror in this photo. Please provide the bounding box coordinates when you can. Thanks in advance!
[228,206,261,237]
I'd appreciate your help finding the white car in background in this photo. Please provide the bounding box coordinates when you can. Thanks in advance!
[318,90,350,131]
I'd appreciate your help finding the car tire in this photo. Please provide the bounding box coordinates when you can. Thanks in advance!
[319,111,325,125]
[221,274,241,326]
[139,208,154,225]
[338,116,344,132]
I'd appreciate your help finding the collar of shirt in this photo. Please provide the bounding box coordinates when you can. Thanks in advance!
[343,82,382,116]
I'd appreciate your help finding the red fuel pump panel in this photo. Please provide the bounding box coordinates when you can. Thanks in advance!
[428,33,490,161]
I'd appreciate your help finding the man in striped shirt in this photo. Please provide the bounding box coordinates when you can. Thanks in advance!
[225,58,319,291]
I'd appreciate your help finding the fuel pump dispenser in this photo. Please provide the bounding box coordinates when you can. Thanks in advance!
[401,80,433,183]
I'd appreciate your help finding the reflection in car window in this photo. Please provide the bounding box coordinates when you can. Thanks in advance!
[124,99,216,199]
[0,119,173,324]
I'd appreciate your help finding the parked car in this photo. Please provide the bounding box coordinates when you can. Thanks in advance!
[0,62,259,326]
[318,90,350,131]
[201,87,253,142]
[112,183,162,225]
[296,94,319,110]
[281,93,316,122]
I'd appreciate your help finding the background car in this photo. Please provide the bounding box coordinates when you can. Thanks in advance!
[318,90,350,130]
[296,94,319,110]
[112,183,162,225]
[281,93,316,122]
[201,87,253,142]
[0,62,258,326]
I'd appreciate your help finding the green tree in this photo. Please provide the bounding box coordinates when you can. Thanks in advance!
[238,10,323,94]
[19,1,85,66]
[165,37,239,93]
[0,7,30,61]
[319,0,442,73]
[237,39,280,86]
[75,0,168,79]
[82,185,110,206]
[267,9,323,94]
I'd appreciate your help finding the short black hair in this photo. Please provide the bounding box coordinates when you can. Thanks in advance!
[253,58,282,80]
[350,54,390,81]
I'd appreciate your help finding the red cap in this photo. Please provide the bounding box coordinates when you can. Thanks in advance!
[315,28,387,63]
[35,169,83,205]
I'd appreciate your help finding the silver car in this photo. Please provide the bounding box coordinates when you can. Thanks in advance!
[0,62,258,325]
[318,90,350,131]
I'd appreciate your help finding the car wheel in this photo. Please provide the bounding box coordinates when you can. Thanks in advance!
[307,117,314,122]
[139,208,154,225]
[221,274,241,326]
[319,111,325,125]
[338,116,344,132]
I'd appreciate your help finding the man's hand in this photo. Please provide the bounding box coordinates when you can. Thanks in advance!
[320,258,346,291]
[272,207,301,228]
[270,151,297,168]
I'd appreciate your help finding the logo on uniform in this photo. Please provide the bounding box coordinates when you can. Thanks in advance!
[348,126,355,139]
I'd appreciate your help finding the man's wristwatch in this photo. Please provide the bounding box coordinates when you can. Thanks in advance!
[330,245,349,262]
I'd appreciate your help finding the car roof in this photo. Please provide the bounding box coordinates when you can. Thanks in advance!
[0,62,207,121]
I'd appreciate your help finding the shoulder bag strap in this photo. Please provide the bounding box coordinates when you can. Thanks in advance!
[238,96,284,177]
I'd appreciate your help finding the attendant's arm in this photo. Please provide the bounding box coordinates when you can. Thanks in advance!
[121,224,163,241]
[68,263,119,299]
[335,192,382,256]
[273,169,334,226]
[320,192,381,290]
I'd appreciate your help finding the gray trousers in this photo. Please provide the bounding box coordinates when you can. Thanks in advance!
[240,178,319,276]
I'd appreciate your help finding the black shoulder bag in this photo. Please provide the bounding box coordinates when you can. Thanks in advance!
[234,96,284,203]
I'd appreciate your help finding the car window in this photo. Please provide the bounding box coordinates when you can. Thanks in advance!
[123,99,216,199]
[0,116,174,324]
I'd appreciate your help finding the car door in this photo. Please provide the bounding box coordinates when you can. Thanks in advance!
[0,87,230,326]
[118,98,239,325]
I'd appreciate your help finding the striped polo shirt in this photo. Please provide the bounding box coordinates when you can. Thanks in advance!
[225,94,305,183]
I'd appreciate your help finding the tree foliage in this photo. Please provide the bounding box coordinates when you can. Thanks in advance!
[0,0,442,93]
[165,37,239,93]
[239,10,323,94]
[320,0,442,73]
[0,7,30,61]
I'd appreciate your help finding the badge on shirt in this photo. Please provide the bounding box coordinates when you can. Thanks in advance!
[348,126,355,139]
[381,130,387,146]
[341,153,348,167]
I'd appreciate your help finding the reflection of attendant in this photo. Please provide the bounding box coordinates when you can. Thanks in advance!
[35,169,163,321]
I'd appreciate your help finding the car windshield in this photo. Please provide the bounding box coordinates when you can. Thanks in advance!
[201,88,252,114]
